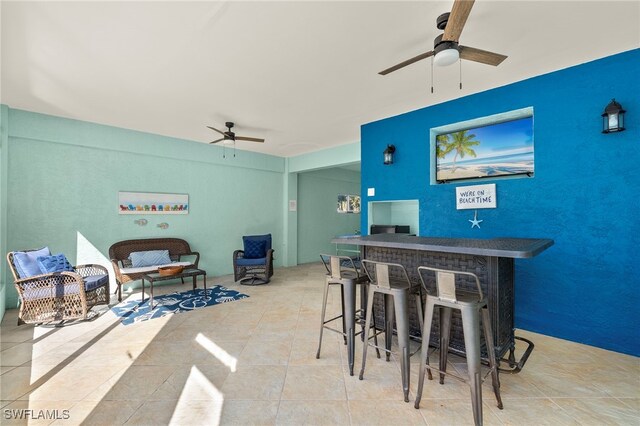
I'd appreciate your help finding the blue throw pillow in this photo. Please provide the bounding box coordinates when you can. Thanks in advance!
[37,254,74,274]
[13,247,51,278]
[244,239,267,259]
[129,250,171,268]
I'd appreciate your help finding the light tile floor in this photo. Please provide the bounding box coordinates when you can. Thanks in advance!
[0,262,638,425]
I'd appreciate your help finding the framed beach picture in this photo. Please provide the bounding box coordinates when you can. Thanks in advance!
[435,116,534,183]
[118,192,189,214]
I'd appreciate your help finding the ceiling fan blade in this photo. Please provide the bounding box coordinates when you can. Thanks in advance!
[207,126,226,136]
[459,45,507,66]
[235,136,265,143]
[209,137,225,144]
[442,0,475,42]
[379,50,434,75]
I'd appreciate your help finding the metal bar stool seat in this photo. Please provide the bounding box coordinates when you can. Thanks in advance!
[359,259,424,402]
[415,266,503,426]
[316,255,379,376]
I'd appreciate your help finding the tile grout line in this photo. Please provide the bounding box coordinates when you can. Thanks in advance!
[273,282,307,425]
[545,395,587,425]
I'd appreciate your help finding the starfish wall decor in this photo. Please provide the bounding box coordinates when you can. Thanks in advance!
[469,210,483,229]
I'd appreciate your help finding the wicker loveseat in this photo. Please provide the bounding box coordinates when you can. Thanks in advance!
[6,249,110,325]
[109,238,200,301]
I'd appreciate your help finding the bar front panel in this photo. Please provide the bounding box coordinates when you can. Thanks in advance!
[365,245,515,360]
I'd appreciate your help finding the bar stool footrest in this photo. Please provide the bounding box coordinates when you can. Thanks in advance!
[498,336,534,374]
[322,313,344,325]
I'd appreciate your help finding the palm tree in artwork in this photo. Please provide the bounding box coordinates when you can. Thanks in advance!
[436,134,451,159]
[448,130,480,170]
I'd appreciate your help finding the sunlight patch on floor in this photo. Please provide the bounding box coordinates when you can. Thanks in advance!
[170,365,223,425]
[195,333,237,372]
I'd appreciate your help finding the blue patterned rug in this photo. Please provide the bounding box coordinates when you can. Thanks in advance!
[112,286,249,325]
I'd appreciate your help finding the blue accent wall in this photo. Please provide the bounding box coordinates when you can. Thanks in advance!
[361,49,640,356]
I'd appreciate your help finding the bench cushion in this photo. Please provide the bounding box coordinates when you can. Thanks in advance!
[120,261,192,275]
[84,274,109,291]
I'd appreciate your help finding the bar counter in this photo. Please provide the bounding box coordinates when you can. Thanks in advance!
[332,234,553,258]
[332,234,554,370]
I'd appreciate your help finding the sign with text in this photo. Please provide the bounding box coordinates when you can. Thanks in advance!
[455,184,497,210]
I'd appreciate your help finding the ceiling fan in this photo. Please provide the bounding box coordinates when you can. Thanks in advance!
[207,122,265,144]
[379,0,507,76]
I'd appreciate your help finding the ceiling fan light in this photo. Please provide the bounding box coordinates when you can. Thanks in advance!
[434,48,459,66]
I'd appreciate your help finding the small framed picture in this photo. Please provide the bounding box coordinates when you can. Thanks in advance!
[337,194,361,213]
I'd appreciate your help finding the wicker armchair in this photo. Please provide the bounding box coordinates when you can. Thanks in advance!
[6,249,110,325]
[233,234,274,285]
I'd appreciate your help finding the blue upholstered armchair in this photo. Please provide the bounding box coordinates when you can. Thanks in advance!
[233,234,274,285]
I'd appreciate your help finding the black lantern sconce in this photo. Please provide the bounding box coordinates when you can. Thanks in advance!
[602,99,626,133]
[383,144,396,165]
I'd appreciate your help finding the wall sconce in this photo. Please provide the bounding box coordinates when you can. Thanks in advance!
[383,144,396,165]
[602,99,626,133]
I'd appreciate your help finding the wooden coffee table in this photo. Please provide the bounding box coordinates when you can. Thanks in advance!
[141,268,207,309]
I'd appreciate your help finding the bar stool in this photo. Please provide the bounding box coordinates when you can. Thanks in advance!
[316,254,378,376]
[359,259,423,402]
[414,266,503,426]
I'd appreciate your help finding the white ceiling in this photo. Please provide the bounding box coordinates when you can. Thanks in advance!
[2,1,639,157]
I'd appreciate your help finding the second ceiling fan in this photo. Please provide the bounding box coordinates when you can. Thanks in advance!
[207,122,265,144]
[379,0,507,76]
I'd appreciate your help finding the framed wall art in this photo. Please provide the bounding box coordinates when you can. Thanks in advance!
[337,194,361,214]
[431,107,535,184]
[118,192,189,214]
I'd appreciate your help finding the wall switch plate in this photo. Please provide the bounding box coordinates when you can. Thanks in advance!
[367,188,375,196]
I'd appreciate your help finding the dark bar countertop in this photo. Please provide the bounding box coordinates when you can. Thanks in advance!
[332,234,554,259]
